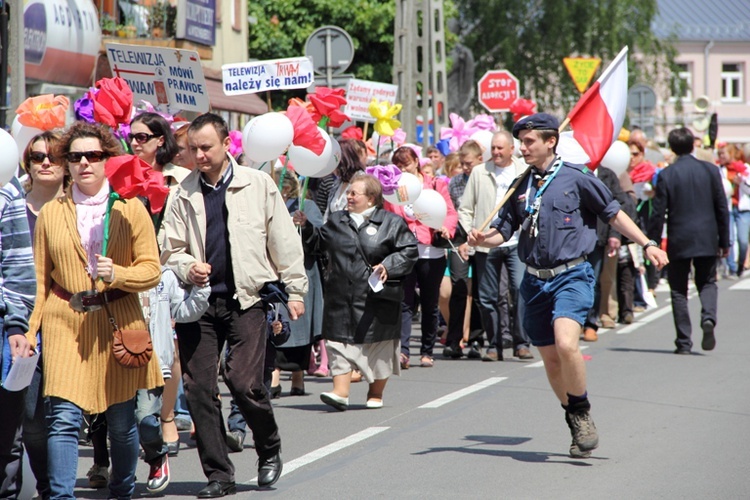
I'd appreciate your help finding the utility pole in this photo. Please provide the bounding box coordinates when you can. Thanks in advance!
[393,0,448,149]
[3,0,25,128]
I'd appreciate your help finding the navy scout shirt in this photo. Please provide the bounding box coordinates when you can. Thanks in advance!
[491,161,621,269]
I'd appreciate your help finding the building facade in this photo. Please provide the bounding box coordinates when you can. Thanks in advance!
[651,0,750,144]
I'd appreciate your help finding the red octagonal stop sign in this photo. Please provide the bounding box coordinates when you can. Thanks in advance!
[477,70,519,113]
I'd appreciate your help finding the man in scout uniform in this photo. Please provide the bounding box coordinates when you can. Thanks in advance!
[469,113,669,457]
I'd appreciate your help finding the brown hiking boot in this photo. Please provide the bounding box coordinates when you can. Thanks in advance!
[568,409,599,452]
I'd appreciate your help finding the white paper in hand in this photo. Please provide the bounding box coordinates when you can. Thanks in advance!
[3,353,39,391]
[368,270,384,293]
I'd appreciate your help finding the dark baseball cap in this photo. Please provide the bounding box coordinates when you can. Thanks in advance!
[512,113,560,139]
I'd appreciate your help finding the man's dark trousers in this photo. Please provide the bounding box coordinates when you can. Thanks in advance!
[667,256,718,351]
[177,295,279,483]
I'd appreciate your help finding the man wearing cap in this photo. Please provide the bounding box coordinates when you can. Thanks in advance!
[469,113,669,458]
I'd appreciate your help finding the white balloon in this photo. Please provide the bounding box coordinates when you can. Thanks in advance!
[557,131,591,165]
[11,116,44,159]
[0,128,20,185]
[412,189,447,229]
[383,172,422,206]
[287,128,333,177]
[470,130,493,162]
[313,138,341,178]
[242,113,294,163]
[600,140,630,176]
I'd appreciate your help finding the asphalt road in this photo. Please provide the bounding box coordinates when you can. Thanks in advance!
[44,276,750,499]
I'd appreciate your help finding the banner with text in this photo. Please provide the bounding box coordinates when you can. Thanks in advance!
[222,57,315,96]
[345,79,399,123]
[105,43,209,113]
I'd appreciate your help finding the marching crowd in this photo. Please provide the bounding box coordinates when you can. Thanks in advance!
[0,105,738,499]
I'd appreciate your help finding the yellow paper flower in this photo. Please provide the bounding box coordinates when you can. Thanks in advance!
[368,99,402,137]
[618,127,631,143]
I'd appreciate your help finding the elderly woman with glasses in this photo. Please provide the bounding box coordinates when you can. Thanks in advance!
[25,121,162,499]
[295,174,418,410]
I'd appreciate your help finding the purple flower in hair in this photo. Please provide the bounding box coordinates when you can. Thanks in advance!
[366,164,402,195]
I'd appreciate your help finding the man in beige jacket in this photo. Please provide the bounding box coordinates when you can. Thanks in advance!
[161,113,307,497]
[457,131,533,361]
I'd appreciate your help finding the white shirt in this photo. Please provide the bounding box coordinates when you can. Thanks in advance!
[493,165,519,247]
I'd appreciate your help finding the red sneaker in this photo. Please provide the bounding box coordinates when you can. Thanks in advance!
[146,455,170,493]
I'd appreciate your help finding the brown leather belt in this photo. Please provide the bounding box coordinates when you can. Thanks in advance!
[51,281,129,307]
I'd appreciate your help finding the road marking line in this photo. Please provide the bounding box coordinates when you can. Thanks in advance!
[617,306,673,334]
[729,279,750,290]
[418,377,507,408]
[524,345,587,368]
[246,426,390,483]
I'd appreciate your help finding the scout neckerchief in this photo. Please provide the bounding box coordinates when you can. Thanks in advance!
[522,156,563,238]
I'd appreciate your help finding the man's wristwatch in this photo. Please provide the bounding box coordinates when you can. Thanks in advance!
[643,239,659,251]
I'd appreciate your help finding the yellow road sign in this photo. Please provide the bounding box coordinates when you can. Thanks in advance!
[563,57,601,93]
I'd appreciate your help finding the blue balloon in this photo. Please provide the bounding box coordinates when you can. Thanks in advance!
[435,139,451,156]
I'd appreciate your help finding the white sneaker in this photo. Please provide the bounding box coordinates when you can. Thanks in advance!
[87,464,109,489]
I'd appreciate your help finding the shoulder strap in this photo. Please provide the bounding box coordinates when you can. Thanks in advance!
[351,228,373,270]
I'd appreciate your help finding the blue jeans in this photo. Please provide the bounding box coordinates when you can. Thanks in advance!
[727,207,739,274]
[47,397,138,500]
[174,377,191,423]
[135,387,168,463]
[477,245,530,351]
[734,208,750,275]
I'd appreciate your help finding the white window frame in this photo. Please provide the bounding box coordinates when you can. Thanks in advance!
[721,63,743,103]
[670,62,692,103]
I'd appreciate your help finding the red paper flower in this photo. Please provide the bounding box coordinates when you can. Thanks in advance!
[509,98,537,123]
[105,155,169,214]
[92,77,134,128]
[285,106,326,156]
[308,87,350,127]
[341,126,363,141]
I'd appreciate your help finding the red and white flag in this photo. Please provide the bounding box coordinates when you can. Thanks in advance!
[565,46,628,169]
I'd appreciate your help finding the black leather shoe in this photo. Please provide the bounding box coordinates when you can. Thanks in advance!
[197,480,236,498]
[257,453,283,488]
[225,430,245,453]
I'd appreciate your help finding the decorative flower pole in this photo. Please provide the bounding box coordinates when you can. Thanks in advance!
[368,99,402,163]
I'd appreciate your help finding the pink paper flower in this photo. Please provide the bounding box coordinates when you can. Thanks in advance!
[228,130,243,158]
[378,128,406,148]
[467,114,497,131]
[440,113,479,152]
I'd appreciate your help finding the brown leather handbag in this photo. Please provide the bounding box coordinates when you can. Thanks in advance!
[102,295,152,369]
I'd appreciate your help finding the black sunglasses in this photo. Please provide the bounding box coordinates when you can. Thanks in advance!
[128,132,161,144]
[29,152,58,164]
[65,151,108,163]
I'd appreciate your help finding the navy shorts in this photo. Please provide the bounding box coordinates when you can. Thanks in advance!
[520,262,595,347]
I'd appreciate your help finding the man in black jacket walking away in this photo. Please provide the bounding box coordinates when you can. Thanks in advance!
[648,127,730,354]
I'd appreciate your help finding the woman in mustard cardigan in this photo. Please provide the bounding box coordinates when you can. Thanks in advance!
[26,122,162,499]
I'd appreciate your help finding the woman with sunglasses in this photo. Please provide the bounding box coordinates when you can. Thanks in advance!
[129,112,189,469]
[12,131,70,499]
[26,121,162,500]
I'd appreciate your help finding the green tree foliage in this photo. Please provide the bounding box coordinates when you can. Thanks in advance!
[247,0,392,109]
[247,0,457,110]
[454,0,678,116]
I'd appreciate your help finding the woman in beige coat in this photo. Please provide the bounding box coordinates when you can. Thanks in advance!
[27,122,162,499]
